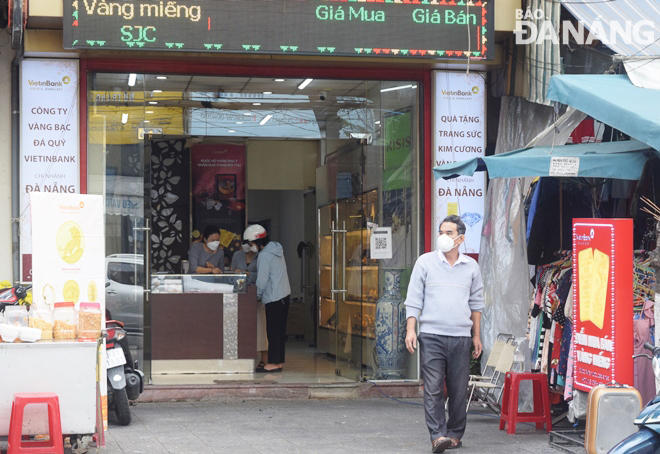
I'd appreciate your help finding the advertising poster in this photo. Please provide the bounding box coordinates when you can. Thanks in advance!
[191,144,246,259]
[383,109,412,192]
[573,218,633,391]
[20,59,80,281]
[433,72,486,254]
[30,193,107,427]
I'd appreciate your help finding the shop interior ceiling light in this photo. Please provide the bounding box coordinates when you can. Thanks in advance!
[263,91,273,94]
[152,89,162,93]
[128,73,137,87]
[156,76,168,80]
[149,101,158,105]
[259,114,273,125]
[298,78,313,90]
[274,79,285,82]
[253,103,262,106]
[121,113,128,124]
[380,84,414,93]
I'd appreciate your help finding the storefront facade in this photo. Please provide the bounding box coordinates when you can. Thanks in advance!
[8,0,521,386]
[85,61,429,383]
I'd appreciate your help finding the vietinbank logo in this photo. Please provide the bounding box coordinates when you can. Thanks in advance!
[514,9,656,46]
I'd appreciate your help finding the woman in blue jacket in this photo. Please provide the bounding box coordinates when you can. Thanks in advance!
[243,224,291,373]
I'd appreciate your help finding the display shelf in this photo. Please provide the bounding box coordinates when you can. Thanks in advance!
[321,265,378,270]
[320,299,376,307]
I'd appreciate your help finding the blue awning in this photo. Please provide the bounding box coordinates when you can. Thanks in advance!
[546,75,660,151]
[433,140,655,180]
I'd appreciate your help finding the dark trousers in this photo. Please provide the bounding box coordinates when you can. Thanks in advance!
[419,333,471,441]
[265,296,290,364]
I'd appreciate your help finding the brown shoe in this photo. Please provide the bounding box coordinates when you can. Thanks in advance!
[447,438,462,449]
[432,437,452,453]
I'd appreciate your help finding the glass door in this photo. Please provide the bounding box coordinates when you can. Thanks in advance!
[325,140,374,380]
[86,73,153,380]
[334,197,359,380]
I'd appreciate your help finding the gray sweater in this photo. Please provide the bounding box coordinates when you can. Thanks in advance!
[187,242,224,274]
[230,250,258,284]
[404,251,485,337]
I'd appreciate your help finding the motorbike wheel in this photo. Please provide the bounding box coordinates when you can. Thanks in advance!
[113,387,132,426]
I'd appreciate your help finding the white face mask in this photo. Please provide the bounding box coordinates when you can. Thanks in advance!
[436,234,459,253]
[207,240,220,251]
[241,243,251,253]
[250,245,258,253]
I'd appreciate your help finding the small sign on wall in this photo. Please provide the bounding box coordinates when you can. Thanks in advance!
[550,157,580,177]
[370,227,393,260]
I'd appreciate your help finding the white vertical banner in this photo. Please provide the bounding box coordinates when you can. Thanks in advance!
[20,59,80,281]
[433,72,486,254]
[30,193,105,312]
[30,192,107,428]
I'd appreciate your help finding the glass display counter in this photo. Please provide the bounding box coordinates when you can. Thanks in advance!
[149,273,257,380]
[150,273,248,294]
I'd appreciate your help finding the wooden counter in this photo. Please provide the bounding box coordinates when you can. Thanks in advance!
[151,285,258,361]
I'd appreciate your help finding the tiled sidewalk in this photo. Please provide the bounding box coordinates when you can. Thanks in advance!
[101,399,563,454]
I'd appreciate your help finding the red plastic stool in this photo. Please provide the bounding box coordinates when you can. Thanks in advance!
[8,393,64,454]
[499,372,552,435]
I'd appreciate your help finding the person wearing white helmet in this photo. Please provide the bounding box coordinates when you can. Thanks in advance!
[244,224,291,373]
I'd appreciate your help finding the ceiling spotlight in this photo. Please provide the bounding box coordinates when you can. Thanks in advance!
[152,89,162,93]
[274,79,285,82]
[228,130,236,133]
[156,76,168,80]
[128,73,137,87]
[236,122,244,124]
[263,91,273,95]
[149,101,158,105]
[253,102,262,106]
[298,78,313,90]
[146,110,154,114]
[121,113,129,124]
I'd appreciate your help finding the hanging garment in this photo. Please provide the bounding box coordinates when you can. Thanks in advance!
[634,299,656,405]
[564,339,575,401]
[564,284,574,322]
[552,268,572,325]
[550,322,564,373]
[558,321,572,377]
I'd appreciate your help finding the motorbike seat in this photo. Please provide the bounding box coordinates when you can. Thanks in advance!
[106,319,125,328]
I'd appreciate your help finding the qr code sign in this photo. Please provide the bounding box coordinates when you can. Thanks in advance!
[375,237,388,250]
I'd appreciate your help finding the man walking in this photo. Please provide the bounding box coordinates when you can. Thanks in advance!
[404,215,484,452]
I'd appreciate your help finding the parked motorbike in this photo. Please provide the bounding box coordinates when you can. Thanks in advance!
[105,315,144,426]
[609,342,660,453]
[0,284,31,312]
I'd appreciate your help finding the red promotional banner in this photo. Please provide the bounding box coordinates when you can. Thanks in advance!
[191,143,246,258]
[572,218,633,392]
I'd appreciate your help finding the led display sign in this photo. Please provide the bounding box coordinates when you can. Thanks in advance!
[63,0,493,60]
